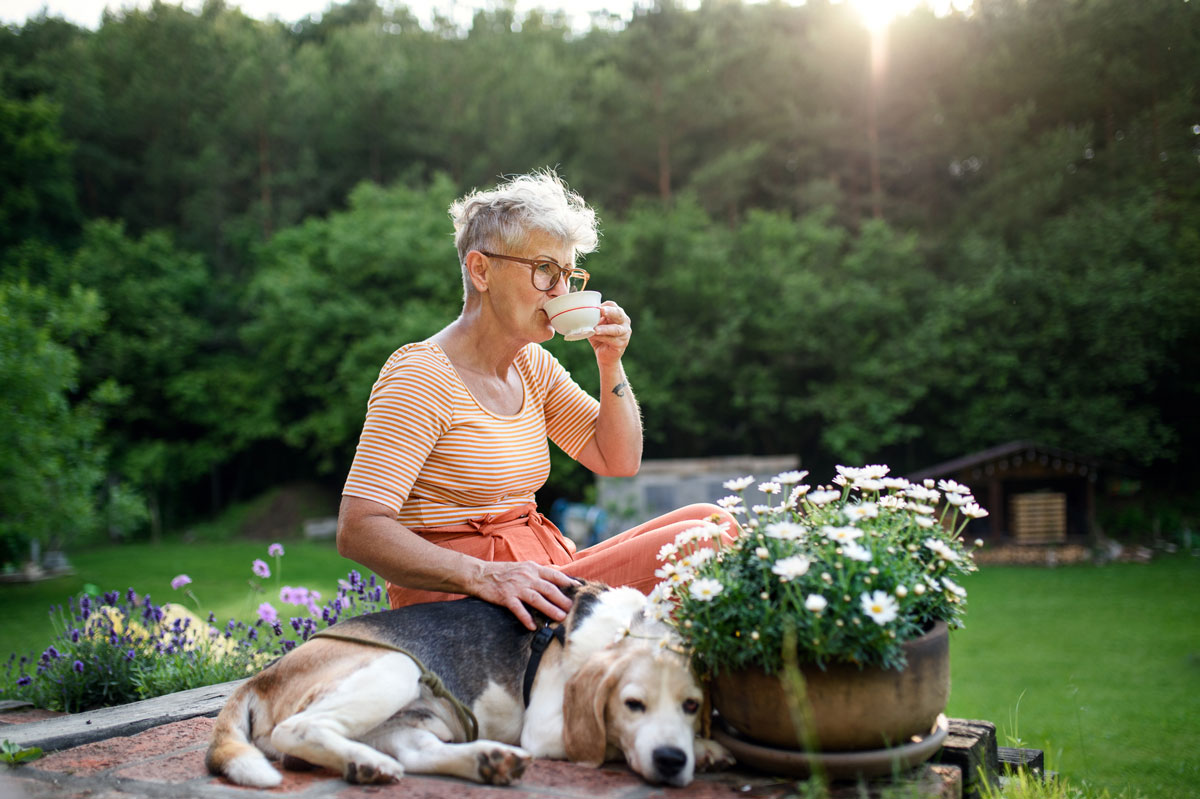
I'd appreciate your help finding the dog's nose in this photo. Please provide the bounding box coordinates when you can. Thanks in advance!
[651,746,688,779]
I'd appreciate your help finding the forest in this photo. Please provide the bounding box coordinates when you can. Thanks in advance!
[2,0,1198,561]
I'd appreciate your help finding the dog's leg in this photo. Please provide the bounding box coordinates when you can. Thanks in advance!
[370,725,532,786]
[270,652,419,784]
[694,737,735,771]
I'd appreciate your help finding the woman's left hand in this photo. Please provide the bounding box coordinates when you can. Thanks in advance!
[589,301,632,365]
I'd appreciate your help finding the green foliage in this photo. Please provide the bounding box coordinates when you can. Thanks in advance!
[0,91,79,249]
[0,739,43,765]
[0,277,110,564]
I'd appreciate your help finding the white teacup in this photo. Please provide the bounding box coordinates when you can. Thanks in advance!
[544,290,603,341]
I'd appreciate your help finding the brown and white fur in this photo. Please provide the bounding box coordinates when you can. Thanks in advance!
[206,582,732,788]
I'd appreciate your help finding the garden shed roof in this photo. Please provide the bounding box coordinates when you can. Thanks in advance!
[907,440,1104,483]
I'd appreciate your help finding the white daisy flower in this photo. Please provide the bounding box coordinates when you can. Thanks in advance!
[906,485,940,503]
[689,578,724,601]
[835,465,864,482]
[924,575,943,591]
[857,478,886,492]
[843,542,873,562]
[690,548,716,567]
[963,503,989,519]
[895,584,908,598]
[654,562,677,580]
[943,577,967,598]
[657,542,678,561]
[861,590,899,625]
[938,479,971,495]
[716,495,744,510]
[751,504,772,515]
[823,525,862,543]
[775,470,809,485]
[861,465,891,479]
[723,475,755,492]
[925,538,960,562]
[789,485,811,502]
[805,594,828,612]
[771,555,811,581]
[765,521,807,540]
[879,495,906,509]
[944,492,969,506]
[845,503,879,522]
[755,546,770,559]
[808,489,841,506]
[758,481,782,495]
[908,502,936,515]
[881,477,911,491]
[915,516,935,529]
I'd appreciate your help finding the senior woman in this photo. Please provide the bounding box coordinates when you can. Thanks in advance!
[337,170,738,630]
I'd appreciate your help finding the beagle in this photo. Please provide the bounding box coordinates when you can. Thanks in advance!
[205,581,732,788]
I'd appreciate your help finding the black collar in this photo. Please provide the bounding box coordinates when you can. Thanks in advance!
[523,623,566,707]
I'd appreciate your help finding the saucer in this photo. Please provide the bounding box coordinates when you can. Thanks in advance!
[711,714,949,779]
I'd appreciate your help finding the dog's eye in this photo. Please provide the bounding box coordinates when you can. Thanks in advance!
[624,699,646,713]
[682,699,700,715]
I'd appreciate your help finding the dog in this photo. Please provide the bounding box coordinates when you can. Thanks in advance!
[206,581,732,788]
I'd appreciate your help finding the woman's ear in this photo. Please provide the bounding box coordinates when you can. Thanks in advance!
[464,250,491,293]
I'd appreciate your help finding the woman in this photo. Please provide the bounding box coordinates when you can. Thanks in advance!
[337,170,738,630]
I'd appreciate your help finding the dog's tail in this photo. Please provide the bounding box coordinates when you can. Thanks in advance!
[205,682,281,787]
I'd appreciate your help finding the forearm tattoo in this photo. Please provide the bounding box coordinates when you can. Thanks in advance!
[612,381,628,398]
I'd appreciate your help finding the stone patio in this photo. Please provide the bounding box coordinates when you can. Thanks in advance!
[0,681,1008,799]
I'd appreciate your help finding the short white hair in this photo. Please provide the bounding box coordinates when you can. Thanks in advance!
[450,169,600,269]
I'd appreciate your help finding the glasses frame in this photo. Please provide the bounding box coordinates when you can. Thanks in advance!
[479,251,590,293]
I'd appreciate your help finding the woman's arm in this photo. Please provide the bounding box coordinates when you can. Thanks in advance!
[574,302,643,477]
[336,496,576,630]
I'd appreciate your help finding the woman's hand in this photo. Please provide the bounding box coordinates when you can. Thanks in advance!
[588,302,632,366]
[472,561,577,630]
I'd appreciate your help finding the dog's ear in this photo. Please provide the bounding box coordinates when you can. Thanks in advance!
[562,649,631,767]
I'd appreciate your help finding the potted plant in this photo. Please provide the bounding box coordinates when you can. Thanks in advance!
[649,465,985,766]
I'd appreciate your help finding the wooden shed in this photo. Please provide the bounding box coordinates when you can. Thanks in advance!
[907,441,1105,544]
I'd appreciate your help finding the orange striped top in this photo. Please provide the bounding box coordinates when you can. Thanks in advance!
[342,341,600,527]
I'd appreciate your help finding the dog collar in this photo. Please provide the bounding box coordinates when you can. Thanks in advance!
[523,623,566,707]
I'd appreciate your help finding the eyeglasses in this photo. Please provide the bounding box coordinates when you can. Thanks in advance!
[480,251,590,293]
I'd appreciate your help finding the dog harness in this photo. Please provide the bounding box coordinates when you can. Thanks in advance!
[522,623,567,707]
[307,630,480,742]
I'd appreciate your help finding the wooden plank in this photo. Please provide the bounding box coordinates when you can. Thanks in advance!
[932,718,997,799]
[1,678,246,753]
[1010,493,1066,543]
[998,746,1045,776]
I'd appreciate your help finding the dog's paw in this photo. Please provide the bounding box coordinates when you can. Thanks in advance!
[476,745,532,786]
[694,737,735,771]
[343,756,403,785]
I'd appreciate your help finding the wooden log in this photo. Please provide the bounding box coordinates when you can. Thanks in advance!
[932,719,998,799]
[1,678,246,753]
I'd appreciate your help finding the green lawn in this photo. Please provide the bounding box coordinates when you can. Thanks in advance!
[2,543,1197,797]
[947,555,1200,799]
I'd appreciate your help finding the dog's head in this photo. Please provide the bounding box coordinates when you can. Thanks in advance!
[561,631,703,786]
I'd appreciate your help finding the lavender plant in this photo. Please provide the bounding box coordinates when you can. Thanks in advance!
[1,545,386,712]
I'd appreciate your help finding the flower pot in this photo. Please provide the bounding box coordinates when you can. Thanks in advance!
[709,621,949,752]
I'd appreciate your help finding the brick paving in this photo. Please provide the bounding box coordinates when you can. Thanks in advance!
[0,705,962,799]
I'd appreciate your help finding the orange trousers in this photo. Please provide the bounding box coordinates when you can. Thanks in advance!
[386,502,740,609]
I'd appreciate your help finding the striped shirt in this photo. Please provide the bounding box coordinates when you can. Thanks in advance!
[342,341,600,527]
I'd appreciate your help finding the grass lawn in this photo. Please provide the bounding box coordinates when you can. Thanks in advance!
[2,542,1197,797]
[947,554,1200,799]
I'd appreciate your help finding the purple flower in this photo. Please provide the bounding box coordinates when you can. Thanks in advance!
[73,660,84,673]
[257,602,278,624]
[17,675,32,686]
[268,543,285,558]
[171,574,192,590]
[252,559,270,579]
[280,586,309,606]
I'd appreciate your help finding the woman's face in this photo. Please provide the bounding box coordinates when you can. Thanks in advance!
[487,230,575,343]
